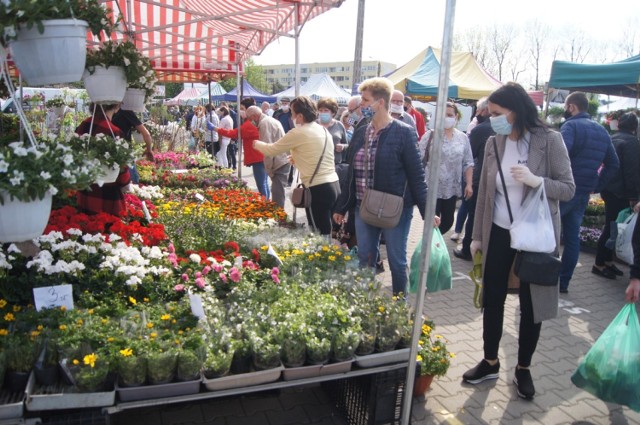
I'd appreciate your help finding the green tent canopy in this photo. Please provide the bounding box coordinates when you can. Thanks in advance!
[548,55,640,98]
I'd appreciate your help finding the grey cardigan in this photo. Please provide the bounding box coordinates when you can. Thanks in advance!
[472,127,575,322]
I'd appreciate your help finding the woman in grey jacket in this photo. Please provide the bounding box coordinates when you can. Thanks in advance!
[463,82,575,400]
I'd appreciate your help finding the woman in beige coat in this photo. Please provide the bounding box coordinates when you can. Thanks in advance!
[463,82,575,400]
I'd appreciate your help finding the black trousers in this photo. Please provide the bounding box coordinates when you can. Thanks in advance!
[436,196,457,234]
[460,187,478,254]
[595,190,629,266]
[483,224,541,367]
[227,142,237,169]
[306,181,340,236]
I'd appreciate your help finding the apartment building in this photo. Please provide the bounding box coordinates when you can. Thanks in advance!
[261,60,396,92]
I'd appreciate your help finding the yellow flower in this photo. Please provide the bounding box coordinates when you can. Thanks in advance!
[0,329,8,336]
[328,256,336,261]
[120,348,133,357]
[83,353,97,368]
[308,255,314,260]
[416,355,423,362]
[31,330,40,338]
[150,332,157,338]
[60,306,67,312]
[178,330,184,335]
[73,359,79,365]
[261,245,268,251]
[334,251,342,256]
[3,313,15,321]
[449,353,456,358]
[161,314,171,321]
[378,306,385,313]
[0,299,7,308]
[12,305,21,312]
[101,319,108,325]
[129,296,137,305]
[146,323,154,329]
[322,246,330,252]
[175,339,181,345]
[107,337,115,342]
[88,309,94,315]
[314,252,321,257]
[143,297,150,303]
[171,319,177,324]
[77,319,84,326]
[59,324,67,331]
[344,255,351,261]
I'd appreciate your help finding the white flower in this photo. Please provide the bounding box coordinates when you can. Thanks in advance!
[7,244,21,254]
[62,154,74,166]
[123,57,131,67]
[48,185,59,196]
[189,253,202,263]
[40,171,51,180]
[61,170,72,179]
[0,160,8,173]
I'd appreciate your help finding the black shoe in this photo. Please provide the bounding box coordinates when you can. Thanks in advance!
[591,265,616,280]
[453,248,472,261]
[376,260,385,274]
[513,367,535,400]
[559,288,568,294]
[462,360,500,384]
[606,264,624,276]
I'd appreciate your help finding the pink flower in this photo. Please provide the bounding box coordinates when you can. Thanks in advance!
[271,274,280,284]
[229,267,241,283]
[195,277,206,289]
[213,264,223,273]
[195,272,202,279]
[168,253,178,267]
[219,273,227,283]
[243,260,258,270]
[181,273,189,282]
[271,267,280,276]
[174,284,185,292]
[168,243,175,254]
[202,266,211,275]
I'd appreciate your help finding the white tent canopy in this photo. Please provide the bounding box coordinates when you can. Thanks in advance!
[598,96,639,114]
[274,73,352,104]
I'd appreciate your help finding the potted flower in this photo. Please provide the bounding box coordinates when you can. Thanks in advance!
[66,133,135,186]
[414,320,454,396]
[146,340,179,385]
[46,97,67,117]
[176,334,205,382]
[250,333,281,371]
[202,344,235,379]
[331,328,361,362]
[1,0,116,85]
[115,345,147,387]
[119,42,158,112]
[305,333,331,365]
[0,139,101,243]
[68,350,111,392]
[3,333,38,392]
[84,40,156,106]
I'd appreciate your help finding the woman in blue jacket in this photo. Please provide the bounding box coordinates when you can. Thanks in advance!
[332,77,427,296]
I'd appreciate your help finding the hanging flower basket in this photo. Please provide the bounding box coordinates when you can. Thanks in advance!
[9,19,88,86]
[0,191,52,243]
[82,66,127,104]
[121,88,146,112]
[96,164,120,187]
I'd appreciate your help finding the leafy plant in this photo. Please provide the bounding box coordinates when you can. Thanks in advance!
[415,320,454,377]
[45,97,66,108]
[66,132,135,169]
[0,0,116,45]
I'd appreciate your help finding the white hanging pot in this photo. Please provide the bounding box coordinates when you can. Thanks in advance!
[9,19,88,86]
[83,66,127,104]
[52,106,66,117]
[0,191,53,243]
[96,164,120,187]
[121,88,146,112]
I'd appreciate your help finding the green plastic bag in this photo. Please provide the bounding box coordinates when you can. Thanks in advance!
[409,228,452,294]
[571,303,640,412]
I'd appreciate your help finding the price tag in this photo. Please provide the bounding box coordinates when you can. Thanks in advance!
[141,201,152,222]
[194,193,205,202]
[189,294,205,318]
[33,285,74,311]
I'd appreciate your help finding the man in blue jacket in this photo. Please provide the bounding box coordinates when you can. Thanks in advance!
[559,92,619,293]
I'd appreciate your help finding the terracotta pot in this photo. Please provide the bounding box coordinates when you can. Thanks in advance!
[413,374,434,397]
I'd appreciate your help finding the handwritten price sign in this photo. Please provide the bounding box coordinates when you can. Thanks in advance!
[33,285,74,311]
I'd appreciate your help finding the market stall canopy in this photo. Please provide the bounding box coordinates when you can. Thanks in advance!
[548,54,640,98]
[598,96,640,114]
[274,73,352,104]
[93,0,344,83]
[386,46,502,101]
[163,87,205,105]
[211,80,276,103]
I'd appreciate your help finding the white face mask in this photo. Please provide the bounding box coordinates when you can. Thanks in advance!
[281,104,290,112]
[389,104,404,115]
[444,117,457,129]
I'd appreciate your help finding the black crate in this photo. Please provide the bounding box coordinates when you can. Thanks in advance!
[322,368,409,425]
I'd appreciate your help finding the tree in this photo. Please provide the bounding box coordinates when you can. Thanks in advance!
[562,27,592,63]
[270,80,285,95]
[245,57,269,93]
[488,24,518,82]
[526,19,550,90]
[219,78,236,93]
[165,83,183,99]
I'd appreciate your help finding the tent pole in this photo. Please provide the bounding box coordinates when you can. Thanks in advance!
[400,1,456,423]
[294,1,300,97]
[236,65,242,180]
[208,81,214,160]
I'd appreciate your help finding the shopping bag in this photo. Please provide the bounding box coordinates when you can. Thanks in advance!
[615,212,637,265]
[607,208,634,250]
[469,251,483,309]
[509,184,556,253]
[409,228,452,294]
[571,303,640,412]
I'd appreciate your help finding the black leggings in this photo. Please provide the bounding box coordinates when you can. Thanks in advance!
[483,224,541,367]
[306,181,340,235]
[436,196,457,234]
[595,191,629,266]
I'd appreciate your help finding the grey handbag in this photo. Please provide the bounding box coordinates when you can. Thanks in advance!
[358,131,405,228]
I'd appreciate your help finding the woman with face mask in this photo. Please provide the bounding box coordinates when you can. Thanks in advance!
[463,82,575,400]
[317,98,348,164]
[418,102,474,234]
[254,95,340,236]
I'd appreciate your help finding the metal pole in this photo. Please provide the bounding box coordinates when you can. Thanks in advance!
[208,81,214,159]
[294,2,300,97]
[400,1,456,423]
[351,0,365,92]
[236,65,242,180]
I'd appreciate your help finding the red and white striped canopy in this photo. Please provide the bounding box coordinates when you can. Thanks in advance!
[98,0,344,82]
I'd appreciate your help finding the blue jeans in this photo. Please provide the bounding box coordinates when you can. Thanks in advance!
[355,205,414,296]
[130,163,140,184]
[559,192,590,290]
[252,162,270,199]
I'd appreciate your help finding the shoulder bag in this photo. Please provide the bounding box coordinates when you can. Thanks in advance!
[291,131,328,208]
[493,138,560,286]
[359,127,406,229]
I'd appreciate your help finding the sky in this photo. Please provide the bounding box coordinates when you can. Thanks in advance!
[254,0,640,73]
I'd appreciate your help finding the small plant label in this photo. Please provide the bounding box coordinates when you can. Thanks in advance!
[33,284,74,311]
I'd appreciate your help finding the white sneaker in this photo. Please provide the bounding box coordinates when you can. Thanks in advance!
[450,232,461,241]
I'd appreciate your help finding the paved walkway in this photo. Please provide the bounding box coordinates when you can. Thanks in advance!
[106,165,640,425]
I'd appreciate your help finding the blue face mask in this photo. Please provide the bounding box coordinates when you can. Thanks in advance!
[319,112,332,124]
[490,113,512,135]
[360,102,376,120]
